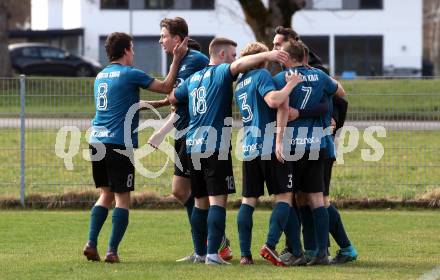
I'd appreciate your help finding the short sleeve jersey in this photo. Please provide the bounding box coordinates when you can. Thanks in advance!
[174,49,209,134]
[273,66,337,152]
[90,64,154,148]
[234,69,277,159]
[175,63,234,153]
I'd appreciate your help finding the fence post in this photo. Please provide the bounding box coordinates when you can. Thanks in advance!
[20,75,26,207]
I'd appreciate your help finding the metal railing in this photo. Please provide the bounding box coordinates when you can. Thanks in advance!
[0,76,439,205]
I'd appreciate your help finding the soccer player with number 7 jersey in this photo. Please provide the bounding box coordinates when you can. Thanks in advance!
[233,42,305,266]
[83,32,187,263]
[274,39,345,265]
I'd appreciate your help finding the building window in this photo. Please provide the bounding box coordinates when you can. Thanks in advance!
[335,35,383,76]
[304,0,382,10]
[144,0,174,9]
[99,36,163,74]
[100,0,129,9]
[191,0,215,9]
[359,0,382,9]
[101,0,215,9]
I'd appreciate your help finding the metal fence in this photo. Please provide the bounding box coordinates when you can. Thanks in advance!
[1,76,439,205]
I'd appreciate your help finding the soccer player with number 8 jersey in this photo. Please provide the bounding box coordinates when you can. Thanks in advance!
[83,32,187,263]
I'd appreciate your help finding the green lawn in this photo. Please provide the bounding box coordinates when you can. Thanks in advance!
[0,127,439,200]
[0,210,439,280]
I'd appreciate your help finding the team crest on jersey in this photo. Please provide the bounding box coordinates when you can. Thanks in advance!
[179,65,187,72]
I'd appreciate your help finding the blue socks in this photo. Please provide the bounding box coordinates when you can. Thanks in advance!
[266,202,290,250]
[299,206,316,252]
[88,205,109,246]
[191,207,208,256]
[108,207,129,253]
[283,207,303,257]
[237,203,254,257]
[184,196,195,224]
[327,204,351,249]
[207,205,226,254]
[312,206,329,257]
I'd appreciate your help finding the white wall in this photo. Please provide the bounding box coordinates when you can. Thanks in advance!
[293,0,422,74]
[79,0,255,65]
[31,0,48,30]
[47,0,63,28]
[33,0,422,75]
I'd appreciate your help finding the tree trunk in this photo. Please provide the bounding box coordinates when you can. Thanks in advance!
[0,1,12,77]
[238,0,305,48]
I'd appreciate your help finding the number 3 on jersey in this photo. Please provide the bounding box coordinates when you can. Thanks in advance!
[190,86,207,115]
[238,92,253,122]
[97,83,108,111]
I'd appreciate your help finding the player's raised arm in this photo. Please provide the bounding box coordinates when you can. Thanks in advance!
[148,37,188,94]
[230,50,289,77]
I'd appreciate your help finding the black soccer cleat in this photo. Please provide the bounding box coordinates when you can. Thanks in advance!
[307,254,330,266]
[83,241,100,262]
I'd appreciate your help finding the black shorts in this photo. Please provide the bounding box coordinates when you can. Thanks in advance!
[90,143,135,193]
[174,138,190,178]
[323,157,335,196]
[187,152,236,198]
[242,154,293,198]
[290,150,325,194]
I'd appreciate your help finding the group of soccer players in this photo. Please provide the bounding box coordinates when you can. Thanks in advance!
[83,16,358,266]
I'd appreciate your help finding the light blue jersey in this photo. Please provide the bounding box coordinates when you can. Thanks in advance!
[90,63,154,148]
[174,49,209,134]
[234,69,277,159]
[273,66,338,152]
[175,63,234,153]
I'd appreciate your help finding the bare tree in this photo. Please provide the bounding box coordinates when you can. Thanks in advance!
[238,0,306,48]
[0,0,30,77]
[424,0,440,75]
[0,1,12,77]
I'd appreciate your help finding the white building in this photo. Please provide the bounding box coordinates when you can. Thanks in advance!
[31,0,422,76]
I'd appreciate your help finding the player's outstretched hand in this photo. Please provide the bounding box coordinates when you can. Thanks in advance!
[173,37,189,63]
[275,142,285,163]
[285,70,303,86]
[148,130,167,150]
[267,50,289,65]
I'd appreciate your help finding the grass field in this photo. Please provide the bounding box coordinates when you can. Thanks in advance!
[0,127,439,200]
[0,209,439,280]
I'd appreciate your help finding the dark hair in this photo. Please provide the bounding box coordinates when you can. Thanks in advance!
[299,40,309,60]
[105,32,132,62]
[188,38,201,51]
[282,39,305,63]
[275,26,299,41]
[160,17,188,41]
[209,37,237,56]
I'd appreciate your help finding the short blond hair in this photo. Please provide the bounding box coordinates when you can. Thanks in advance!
[209,37,237,57]
[240,42,269,57]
